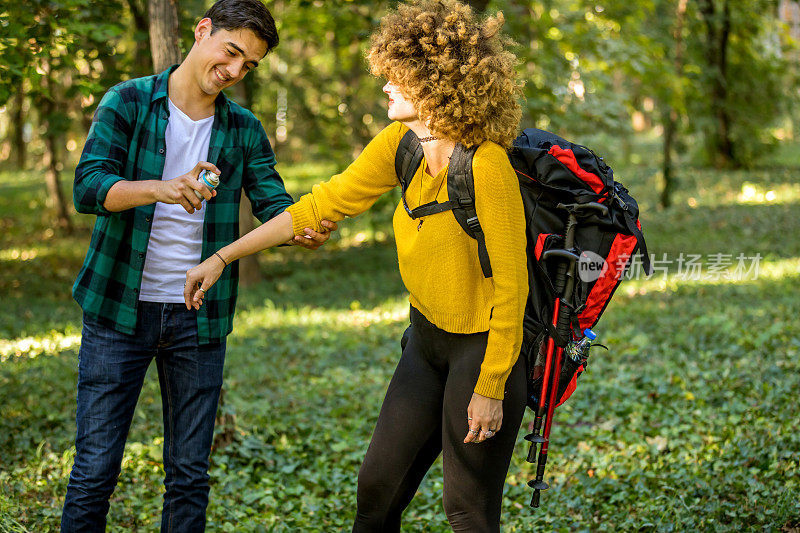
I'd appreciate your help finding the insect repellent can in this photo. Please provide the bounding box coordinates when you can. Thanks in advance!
[195,169,220,199]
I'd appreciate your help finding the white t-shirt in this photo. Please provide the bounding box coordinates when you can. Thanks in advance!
[139,99,214,303]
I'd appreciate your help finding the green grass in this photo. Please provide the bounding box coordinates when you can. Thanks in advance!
[1,151,799,531]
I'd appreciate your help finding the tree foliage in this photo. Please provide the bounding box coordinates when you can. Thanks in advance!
[0,0,797,208]
[688,0,793,167]
[0,1,127,229]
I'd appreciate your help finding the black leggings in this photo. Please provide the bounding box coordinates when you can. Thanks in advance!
[353,306,527,532]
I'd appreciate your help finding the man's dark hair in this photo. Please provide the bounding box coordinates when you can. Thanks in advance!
[203,0,279,54]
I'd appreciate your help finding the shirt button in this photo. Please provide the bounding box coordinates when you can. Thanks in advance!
[139,252,144,258]
[133,288,139,293]
[145,216,151,222]
[159,148,165,154]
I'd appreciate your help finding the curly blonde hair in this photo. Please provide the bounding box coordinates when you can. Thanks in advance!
[367,0,522,148]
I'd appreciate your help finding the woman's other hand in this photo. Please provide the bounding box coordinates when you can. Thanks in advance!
[464,392,503,444]
[184,253,227,310]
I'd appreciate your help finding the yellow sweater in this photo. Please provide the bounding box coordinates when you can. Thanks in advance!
[287,122,528,399]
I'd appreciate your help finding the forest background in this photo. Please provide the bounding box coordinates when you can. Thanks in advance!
[1,0,799,531]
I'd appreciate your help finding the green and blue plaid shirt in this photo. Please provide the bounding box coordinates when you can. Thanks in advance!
[73,66,293,344]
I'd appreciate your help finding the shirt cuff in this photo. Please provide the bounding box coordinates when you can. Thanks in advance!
[286,195,322,235]
[473,370,509,400]
[95,175,127,216]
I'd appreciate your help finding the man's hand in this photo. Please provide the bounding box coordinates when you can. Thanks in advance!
[289,220,339,250]
[154,161,220,214]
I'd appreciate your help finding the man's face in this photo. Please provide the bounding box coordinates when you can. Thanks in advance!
[193,18,267,96]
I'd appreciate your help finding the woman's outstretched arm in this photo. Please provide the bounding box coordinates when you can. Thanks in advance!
[183,211,297,309]
[185,122,404,309]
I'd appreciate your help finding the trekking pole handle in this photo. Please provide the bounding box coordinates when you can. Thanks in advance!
[556,202,609,217]
[541,249,580,263]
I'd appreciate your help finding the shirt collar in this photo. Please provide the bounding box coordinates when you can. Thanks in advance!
[151,64,230,111]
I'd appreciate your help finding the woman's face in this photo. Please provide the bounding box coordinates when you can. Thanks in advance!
[383,81,418,123]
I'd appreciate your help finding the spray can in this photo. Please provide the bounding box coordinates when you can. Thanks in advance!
[194,169,220,200]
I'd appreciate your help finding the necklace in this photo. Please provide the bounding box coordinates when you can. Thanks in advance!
[418,135,439,143]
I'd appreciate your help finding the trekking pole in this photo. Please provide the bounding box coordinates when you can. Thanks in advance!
[529,202,607,508]
[524,272,567,457]
[525,302,560,450]
[528,210,579,507]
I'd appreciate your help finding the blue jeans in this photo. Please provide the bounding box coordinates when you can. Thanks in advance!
[61,302,226,532]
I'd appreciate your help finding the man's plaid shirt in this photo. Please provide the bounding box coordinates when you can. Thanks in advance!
[73,66,293,344]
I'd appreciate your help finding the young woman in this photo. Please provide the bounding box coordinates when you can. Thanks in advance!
[185,1,527,530]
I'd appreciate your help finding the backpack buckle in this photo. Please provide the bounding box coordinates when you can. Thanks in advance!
[612,184,630,211]
[458,197,474,208]
[466,216,482,232]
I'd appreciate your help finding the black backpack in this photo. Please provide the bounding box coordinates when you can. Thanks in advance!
[395,128,652,505]
[395,127,650,345]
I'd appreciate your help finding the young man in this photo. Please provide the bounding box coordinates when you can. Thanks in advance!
[62,1,335,530]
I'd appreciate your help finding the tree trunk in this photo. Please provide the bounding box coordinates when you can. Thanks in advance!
[334,32,374,158]
[11,88,26,170]
[126,0,154,77]
[232,76,263,287]
[212,386,236,451]
[716,0,733,165]
[699,0,734,167]
[660,0,688,209]
[237,195,262,286]
[41,60,72,232]
[43,134,73,232]
[148,0,182,73]
[613,71,631,164]
[661,108,678,209]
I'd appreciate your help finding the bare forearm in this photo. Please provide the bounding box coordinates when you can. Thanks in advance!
[103,180,160,212]
[217,211,294,262]
[185,211,301,310]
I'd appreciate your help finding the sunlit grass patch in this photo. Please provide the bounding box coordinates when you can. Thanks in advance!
[0,243,70,262]
[276,161,338,196]
[619,256,800,297]
[0,332,81,362]
[627,164,799,213]
[684,180,800,208]
[233,298,409,332]
[734,182,800,205]
[0,247,41,262]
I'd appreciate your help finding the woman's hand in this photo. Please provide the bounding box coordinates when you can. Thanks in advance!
[289,220,339,249]
[464,392,503,444]
[184,253,227,310]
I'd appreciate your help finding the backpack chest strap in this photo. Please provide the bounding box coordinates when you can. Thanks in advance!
[402,198,459,219]
[395,130,493,278]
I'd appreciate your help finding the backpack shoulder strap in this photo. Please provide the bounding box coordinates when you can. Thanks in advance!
[395,129,460,219]
[394,132,493,278]
[447,144,493,278]
[395,129,458,219]
[395,129,423,193]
